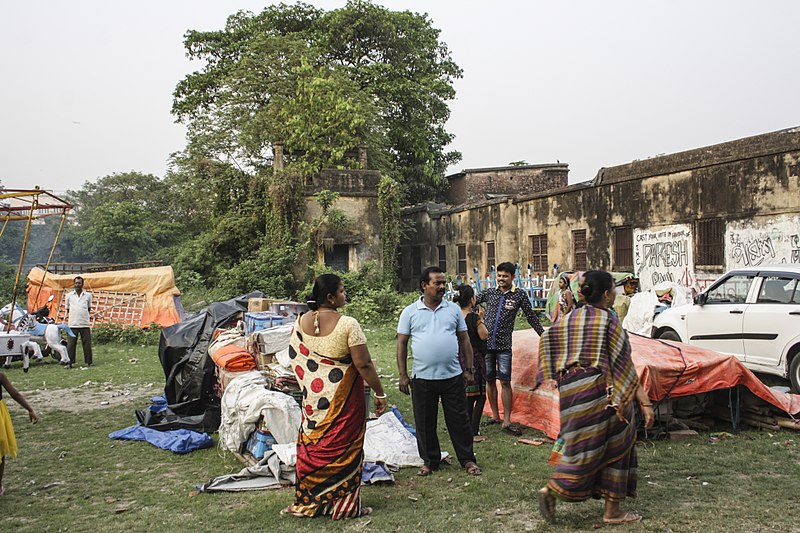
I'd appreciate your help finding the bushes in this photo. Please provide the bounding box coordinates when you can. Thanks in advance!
[93,323,162,345]
[343,287,418,325]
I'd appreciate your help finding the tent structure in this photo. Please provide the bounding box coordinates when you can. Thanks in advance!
[26,266,184,327]
[501,329,800,439]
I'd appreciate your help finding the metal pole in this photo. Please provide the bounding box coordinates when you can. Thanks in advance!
[7,197,38,332]
[33,210,67,308]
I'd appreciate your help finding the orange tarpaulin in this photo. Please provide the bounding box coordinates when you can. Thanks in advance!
[492,329,800,439]
[26,266,182,328]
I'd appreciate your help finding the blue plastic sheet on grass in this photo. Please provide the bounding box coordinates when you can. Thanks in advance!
[109,425,213,454]
[148,395,168,413]
[362,462,395,484]
[390,405,416,436]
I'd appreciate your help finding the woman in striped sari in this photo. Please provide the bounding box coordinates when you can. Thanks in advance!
[536,270,654,525]
[283,274,387,519]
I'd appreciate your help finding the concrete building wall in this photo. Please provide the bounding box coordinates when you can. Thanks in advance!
[445,164,568,205]
[304,169,382,272]
[401,127,800,291]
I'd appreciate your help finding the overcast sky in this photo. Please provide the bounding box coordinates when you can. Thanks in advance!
[2,1,798,195]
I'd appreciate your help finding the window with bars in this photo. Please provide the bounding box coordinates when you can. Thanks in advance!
[696,218,725,268]
[438,245,447,272]
[573,229,587,271]
[486,241,496,273]
[411,246,422,277]
[613,226,633,270]
[457,244,467,275]
[529,234,548,273]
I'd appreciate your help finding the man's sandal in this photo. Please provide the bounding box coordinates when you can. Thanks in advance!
[464,461,482,476]
[417,465,434,477]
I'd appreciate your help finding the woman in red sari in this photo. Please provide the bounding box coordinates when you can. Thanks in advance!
[284,274,387,519]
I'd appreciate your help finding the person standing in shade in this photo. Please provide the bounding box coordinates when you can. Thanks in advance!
[66,276,93,367]
[397,266,482,477]
[476,262,545,436]
[452,285,490,441]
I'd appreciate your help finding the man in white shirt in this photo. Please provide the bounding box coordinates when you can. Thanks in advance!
[66,276,93,367]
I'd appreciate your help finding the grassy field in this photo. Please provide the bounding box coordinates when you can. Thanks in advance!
[2,325,800,532]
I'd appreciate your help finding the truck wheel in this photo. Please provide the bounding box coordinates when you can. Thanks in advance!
[657,329,681,342]
[789,356,800,394]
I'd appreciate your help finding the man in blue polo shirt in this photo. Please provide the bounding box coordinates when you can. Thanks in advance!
[397,266,482,477]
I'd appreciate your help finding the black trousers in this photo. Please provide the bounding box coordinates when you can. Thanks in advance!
[411,375,476,468]
[67,327,93,365]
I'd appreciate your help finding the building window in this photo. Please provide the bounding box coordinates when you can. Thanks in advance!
[529,234,548,273]
[457,244,467,275]
[696,218,724,268]
[573,229,587,271]
[613,226,633,271]
[485,241,496,273]
[324,244,350,272]
[438,245,447,272]
[411,246,422,277]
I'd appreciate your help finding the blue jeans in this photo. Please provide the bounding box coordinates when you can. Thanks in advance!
[485,349,512,382]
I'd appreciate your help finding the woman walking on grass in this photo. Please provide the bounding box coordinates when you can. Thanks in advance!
[536,270,654,525]
[0,371,40,496]
[283,274,387,519]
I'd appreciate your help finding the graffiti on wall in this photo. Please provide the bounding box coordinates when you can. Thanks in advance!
[633,225,695,290]
[725,216,800,268]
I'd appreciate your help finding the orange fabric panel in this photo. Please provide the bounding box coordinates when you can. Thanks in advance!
[211,344,256,372]
[26,266,182,327]
[486,329,800,439]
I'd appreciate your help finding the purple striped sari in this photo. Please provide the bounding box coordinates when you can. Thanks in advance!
[547,366,637,502]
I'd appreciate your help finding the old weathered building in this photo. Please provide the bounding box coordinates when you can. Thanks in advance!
[304,168,382,272]
[400,127,800,290]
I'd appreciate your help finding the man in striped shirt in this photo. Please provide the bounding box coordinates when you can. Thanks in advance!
[476,262,544,435]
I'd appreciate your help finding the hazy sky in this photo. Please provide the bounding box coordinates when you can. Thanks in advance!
[2,1,799,195]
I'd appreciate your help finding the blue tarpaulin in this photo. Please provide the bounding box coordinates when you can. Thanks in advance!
[109,425,213,454]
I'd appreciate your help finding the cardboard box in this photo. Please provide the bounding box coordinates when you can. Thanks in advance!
[256,352,276,370]
[269,301,309,319]
[248,298,273,312]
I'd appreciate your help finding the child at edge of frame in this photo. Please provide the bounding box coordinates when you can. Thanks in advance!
[0,371,40,496]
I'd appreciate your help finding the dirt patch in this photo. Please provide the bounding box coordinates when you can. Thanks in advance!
[10,381,162,413]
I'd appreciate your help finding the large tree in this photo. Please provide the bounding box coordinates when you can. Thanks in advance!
[172,0,462,202]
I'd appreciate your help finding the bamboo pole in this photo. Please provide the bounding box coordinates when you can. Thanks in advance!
[6,197,37,332]
[32,210,68,308]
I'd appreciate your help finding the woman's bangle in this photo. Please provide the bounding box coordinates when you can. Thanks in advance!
[640,403,653,407]
[374,392,387,399]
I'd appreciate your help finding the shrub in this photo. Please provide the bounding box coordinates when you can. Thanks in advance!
[343,287,418,325]
[93,322,162,345]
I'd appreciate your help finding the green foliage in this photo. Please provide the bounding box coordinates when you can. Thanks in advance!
[92,322,162,345]
[63,171,205,263]
[303,260,416,324]
[343,286,418,325]
[0,261,15,304]
[216,241,302,300]
[377,175,401,282]
[173,0,462,204]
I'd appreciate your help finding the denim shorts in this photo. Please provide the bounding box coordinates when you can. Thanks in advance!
[485,349,512,382]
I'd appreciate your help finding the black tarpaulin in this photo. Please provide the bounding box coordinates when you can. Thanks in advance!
[140,292,263,433]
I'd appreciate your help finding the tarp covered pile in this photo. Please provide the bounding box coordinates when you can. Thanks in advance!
[499,329,800,439]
